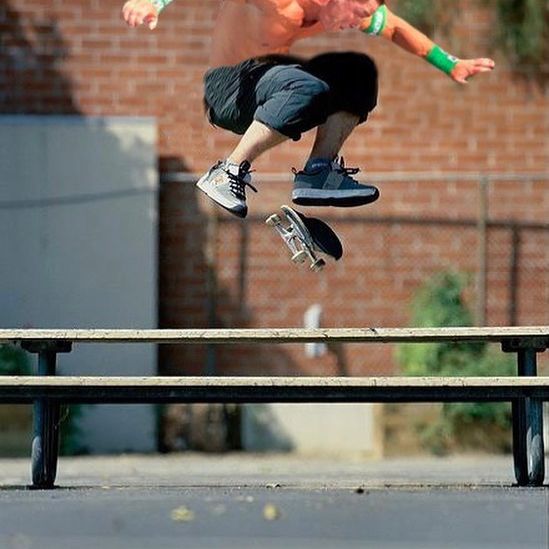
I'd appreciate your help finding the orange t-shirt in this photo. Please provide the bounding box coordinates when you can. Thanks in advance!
[210,0,368,67]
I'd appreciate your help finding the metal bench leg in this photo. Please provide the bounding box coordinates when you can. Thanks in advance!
[525,396,545,486]
[31,349,61,489]
[511,397,528,486]
[512,348,544,486]
[22,341,72,489]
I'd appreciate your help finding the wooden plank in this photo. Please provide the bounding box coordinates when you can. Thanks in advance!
[2,376,549,388]
[0,326,547,344]
[1,376,549,404]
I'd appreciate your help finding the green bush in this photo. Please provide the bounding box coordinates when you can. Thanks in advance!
[59,405,86,456]
[396,0,454,36]
[0,344,85,455]
[396,271,514,454]
[0,345,30,375]
[397,0,547,80]
[489,0,548,76]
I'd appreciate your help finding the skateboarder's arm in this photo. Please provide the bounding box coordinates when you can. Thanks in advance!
[122,0,174,30]
[360,6,495,84]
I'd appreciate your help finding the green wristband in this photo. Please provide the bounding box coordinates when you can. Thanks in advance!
[426,45,459,75]
[151,0,172,13]
[363,5,387,36]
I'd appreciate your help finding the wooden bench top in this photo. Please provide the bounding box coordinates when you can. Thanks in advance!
[0,326,547,344]
[1,376,549,404]
[2,375,549,387]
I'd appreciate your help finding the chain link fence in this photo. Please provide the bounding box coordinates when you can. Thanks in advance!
[161,172,547,371]
[159,172,548,452]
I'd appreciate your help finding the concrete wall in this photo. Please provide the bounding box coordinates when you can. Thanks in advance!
[242,404,383,458]
[0,115,158,453]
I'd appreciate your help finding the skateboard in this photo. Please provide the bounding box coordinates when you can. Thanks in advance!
[266,205,343,272]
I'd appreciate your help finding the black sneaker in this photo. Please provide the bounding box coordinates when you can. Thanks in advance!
[292,157,379,207]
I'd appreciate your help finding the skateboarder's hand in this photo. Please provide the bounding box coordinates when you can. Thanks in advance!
[450,58,495,84]
[122,0,159,30]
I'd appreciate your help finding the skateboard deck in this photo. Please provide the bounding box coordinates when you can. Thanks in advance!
[266,205,343,272]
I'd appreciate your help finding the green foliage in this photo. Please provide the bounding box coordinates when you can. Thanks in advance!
[396,0,454,36]
[489,0,548,78]
[0,345,30,375]
[396,271,514,454]
[396,0,547,79]
[396,271,484,377]
[1,345,86,455]
[59,405,87,456]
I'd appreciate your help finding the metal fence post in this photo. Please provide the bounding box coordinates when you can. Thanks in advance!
[476,177,488,326]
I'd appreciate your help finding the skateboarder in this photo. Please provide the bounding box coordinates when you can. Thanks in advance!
[122,0,495,218]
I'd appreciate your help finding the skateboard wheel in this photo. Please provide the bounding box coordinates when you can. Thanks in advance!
[310,258,326,272]
[291,251,308,264]
[266,214,281,226]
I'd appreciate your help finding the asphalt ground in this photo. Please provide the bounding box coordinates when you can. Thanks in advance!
[1,454,548,549]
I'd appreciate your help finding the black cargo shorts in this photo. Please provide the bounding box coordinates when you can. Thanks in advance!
[203,51,378,141]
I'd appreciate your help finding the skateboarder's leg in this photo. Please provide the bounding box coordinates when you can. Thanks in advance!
[198,60,332,217]
[292,52,380,207]
[228,120,287,165]
[308,111,360,163]
[225,62,333,163]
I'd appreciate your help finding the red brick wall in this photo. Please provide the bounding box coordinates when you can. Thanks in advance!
[2,0,548,380]
[3,0,547,169]
[158,177,547,379]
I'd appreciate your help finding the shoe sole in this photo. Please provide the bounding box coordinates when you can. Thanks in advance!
[292,187,380,208]
[196,178,247,218]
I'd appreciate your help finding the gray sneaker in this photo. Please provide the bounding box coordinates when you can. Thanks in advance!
[292,157,379,207]
[196,160,257,218]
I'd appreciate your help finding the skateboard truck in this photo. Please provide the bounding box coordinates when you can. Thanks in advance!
[266,205,343,272]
